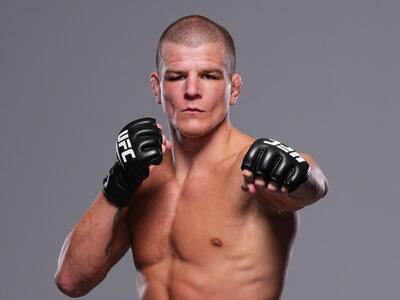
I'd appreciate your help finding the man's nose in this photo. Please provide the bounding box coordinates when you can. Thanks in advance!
[184,74,201,100]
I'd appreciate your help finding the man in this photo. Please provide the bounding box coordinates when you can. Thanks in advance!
[55,15,328,299]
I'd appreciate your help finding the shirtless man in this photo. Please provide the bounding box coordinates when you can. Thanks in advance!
[55,15,328,299]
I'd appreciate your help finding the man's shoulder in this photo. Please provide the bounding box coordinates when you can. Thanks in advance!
[222,128,256,174]
[230,127,256,160]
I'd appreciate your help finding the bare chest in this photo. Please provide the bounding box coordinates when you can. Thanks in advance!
[127,161,294,273]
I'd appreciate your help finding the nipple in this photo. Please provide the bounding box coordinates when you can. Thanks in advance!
[211,237,223,247]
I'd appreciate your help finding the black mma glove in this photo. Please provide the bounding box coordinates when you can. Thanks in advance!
[241,138,310,193]
[102,117,163,207]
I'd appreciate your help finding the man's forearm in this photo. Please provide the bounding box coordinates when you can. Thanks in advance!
[282,162,328,210]
[55,192,129,297]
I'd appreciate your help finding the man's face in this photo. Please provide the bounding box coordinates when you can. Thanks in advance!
[153,41,237,138]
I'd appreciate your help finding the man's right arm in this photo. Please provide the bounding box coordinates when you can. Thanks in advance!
[55,118,166,297]
[54,192,130,297]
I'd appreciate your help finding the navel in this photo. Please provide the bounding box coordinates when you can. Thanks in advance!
[210,237,223,247]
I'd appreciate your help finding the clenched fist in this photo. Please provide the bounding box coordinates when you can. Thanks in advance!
[241,138,310,194]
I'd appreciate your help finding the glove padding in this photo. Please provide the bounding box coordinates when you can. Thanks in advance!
[241,138,310,193]
[103,118,162,207]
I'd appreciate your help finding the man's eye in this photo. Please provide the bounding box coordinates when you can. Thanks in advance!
[167,75,184,81]
[203,74,217,80]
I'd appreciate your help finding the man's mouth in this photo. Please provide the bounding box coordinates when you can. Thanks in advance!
[182,107,204,114]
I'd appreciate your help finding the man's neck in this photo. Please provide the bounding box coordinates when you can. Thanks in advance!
[169,116,233,183]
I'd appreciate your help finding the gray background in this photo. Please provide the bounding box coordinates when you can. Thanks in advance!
[1,0,399,299]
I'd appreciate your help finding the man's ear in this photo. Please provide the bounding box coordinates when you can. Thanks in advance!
[229,74,242,106]
[150,72,161,104]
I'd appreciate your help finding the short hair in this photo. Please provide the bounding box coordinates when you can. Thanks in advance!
[156,15,236,76]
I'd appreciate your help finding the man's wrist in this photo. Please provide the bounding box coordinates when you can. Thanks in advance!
[102,162,139,207]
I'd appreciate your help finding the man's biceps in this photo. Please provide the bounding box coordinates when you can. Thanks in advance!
[113,207,131,246]
[106,218,131,269]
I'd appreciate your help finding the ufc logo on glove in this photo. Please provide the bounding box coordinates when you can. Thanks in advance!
[263,139,305,163]
[117,130,136,162]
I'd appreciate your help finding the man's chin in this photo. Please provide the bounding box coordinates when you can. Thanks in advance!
[172,121,213,138]
[176,126,210,138]
[172,114,228,139]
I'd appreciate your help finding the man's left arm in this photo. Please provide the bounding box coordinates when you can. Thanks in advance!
[241,139,328,212]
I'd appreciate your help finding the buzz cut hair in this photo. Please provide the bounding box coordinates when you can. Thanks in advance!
[156,15,236,77]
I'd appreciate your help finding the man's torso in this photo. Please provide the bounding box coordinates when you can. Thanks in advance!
[127,129,298,300]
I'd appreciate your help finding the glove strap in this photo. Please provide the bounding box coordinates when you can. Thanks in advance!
[102,162,142,207]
